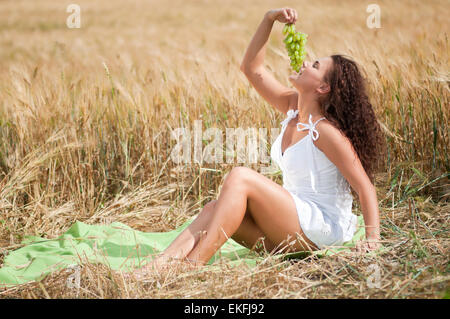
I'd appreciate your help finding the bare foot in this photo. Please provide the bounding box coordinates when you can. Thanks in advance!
[119,255,204,281]
[131,255,171,280]
[121,255,182,281]
[180,258,204,272]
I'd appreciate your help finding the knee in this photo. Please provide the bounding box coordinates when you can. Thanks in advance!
[223,166,251,189]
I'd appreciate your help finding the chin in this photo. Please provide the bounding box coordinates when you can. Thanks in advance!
[289,76,301,86]
[290,81,303,91]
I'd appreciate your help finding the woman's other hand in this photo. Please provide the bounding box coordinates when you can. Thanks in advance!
[353,238,380,253]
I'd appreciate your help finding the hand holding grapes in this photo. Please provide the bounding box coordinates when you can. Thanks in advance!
[266,8,307,73]
[265,8,298,24]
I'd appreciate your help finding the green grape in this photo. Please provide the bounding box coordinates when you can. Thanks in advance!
[282,23,308,72]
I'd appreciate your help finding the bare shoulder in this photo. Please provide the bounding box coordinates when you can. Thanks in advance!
[313,119,355,155]
[313,119,372,194]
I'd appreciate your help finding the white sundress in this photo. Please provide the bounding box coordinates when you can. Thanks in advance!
[270,109,358,249]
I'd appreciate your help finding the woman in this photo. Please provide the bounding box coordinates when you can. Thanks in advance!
[129,7,386,278]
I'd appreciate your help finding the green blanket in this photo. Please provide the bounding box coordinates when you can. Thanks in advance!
[0,215,368,287]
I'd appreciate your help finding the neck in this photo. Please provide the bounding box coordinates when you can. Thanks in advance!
[296,92,323,122]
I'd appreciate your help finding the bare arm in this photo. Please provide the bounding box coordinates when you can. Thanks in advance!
[240,12,274,72]
[240,9,298,114]
[358,185,381,242]
[314,122,381,249]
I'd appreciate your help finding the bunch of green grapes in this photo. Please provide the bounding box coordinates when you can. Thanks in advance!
[282,23,307,72]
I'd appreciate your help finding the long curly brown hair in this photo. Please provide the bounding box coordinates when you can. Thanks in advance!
[318,54,387,186]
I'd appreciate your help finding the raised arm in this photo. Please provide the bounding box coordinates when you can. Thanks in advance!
[240,8,299,115]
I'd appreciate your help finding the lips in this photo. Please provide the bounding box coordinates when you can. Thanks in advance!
[290,69,303,78]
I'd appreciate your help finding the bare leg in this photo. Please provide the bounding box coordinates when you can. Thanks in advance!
[184,169,248,265]
[130,200,275,277]
[130,209,278,277]
[185,166,317,265]
[230,209,277,254]
[127,166,317,279]
[158,200,218,260]
[128,200,219,278]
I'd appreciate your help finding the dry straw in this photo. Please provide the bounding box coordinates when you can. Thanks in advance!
[0,0,448,298]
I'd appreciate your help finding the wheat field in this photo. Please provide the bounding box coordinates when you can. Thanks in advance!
[0,0,448,298]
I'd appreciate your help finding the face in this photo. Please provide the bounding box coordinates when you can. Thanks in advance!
[288,56,333,95]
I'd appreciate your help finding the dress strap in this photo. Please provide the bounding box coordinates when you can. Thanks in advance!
[280,109,299,127]
[296,114,326,141]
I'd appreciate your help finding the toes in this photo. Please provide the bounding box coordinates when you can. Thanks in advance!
[119,257,192,282]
